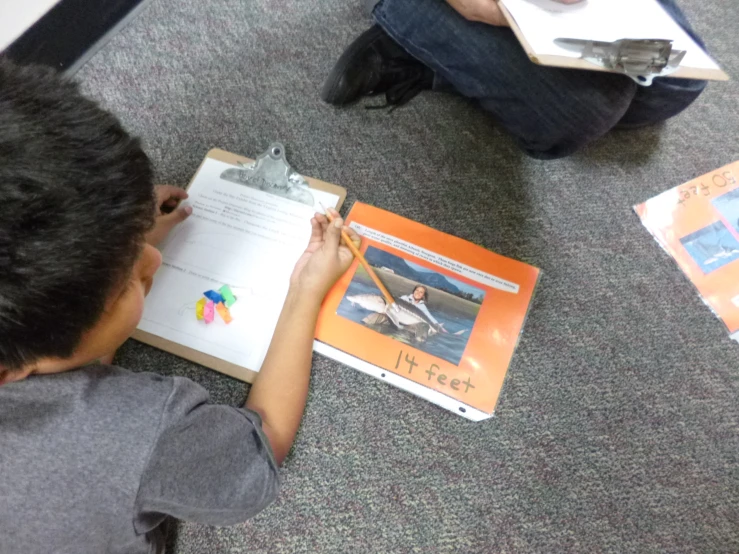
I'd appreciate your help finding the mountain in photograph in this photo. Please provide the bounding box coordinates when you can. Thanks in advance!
[364,247,483,303]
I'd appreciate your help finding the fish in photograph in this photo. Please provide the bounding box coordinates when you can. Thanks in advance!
[347,294,467,342]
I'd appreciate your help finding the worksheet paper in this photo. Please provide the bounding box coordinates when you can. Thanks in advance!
[137,158,340,372]
[502,0,721,71]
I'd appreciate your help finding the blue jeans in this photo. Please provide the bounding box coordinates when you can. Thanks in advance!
[372,0,708,159]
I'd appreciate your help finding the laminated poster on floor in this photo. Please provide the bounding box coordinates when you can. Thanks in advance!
[635,160,739,342]
[314,202,540,422]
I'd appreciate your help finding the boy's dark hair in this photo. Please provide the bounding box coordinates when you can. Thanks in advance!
[0,59,155,371]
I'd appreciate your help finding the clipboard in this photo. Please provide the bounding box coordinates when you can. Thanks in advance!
[132,145,347,383]
[499,0,729,84]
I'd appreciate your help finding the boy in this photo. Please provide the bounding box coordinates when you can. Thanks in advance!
[0,59,359,553]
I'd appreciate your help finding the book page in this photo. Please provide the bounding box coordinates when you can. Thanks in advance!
[635,161,739,335]
[137,158,340,372]
[502,0,720,71]
[315,203,540,419]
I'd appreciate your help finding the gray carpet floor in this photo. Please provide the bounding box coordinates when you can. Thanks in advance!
[77,0,738,552]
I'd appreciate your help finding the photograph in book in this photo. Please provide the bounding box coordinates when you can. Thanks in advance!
[336,246,484,365]
[679,221,739,274]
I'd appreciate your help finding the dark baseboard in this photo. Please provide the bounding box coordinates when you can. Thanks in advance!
[4,0,151,74]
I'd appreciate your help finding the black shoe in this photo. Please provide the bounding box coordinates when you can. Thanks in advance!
[321,25,433,109]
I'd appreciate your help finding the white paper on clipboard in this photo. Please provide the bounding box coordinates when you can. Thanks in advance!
[500,0,726,80]
[135,153,342,380]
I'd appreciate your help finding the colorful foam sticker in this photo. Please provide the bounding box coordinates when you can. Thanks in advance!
[195,297,207,320]
[215,302,233,324]
[196,285,238,323]
[219,285,237,308]
[203,289,224,304]
[203,300,215,324]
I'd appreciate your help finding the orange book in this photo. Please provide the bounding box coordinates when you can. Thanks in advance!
[314,202,540,421]
[634,161,739,338]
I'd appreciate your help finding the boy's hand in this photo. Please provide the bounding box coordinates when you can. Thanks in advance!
[289,208,360,299]
[146,185,192,246]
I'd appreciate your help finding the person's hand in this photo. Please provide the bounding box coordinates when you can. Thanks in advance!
[146,185,192,246]
[446,0,509,26]
[445,0,583,26]
[289,208,360,299]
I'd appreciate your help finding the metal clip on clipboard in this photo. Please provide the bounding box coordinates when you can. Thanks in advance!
[554,38,687,86]
[219,142,315,206]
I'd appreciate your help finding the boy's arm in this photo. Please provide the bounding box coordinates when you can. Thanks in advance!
[245,210,359,465]
[244,290,320,465]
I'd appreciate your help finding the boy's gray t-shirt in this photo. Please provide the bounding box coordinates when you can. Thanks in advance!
[0,365,279,554]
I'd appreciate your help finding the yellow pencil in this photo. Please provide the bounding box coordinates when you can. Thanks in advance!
[318,203,397,308]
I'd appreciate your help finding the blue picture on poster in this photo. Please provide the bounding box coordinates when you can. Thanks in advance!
[711,188,739,235]
[680,221,739,274]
